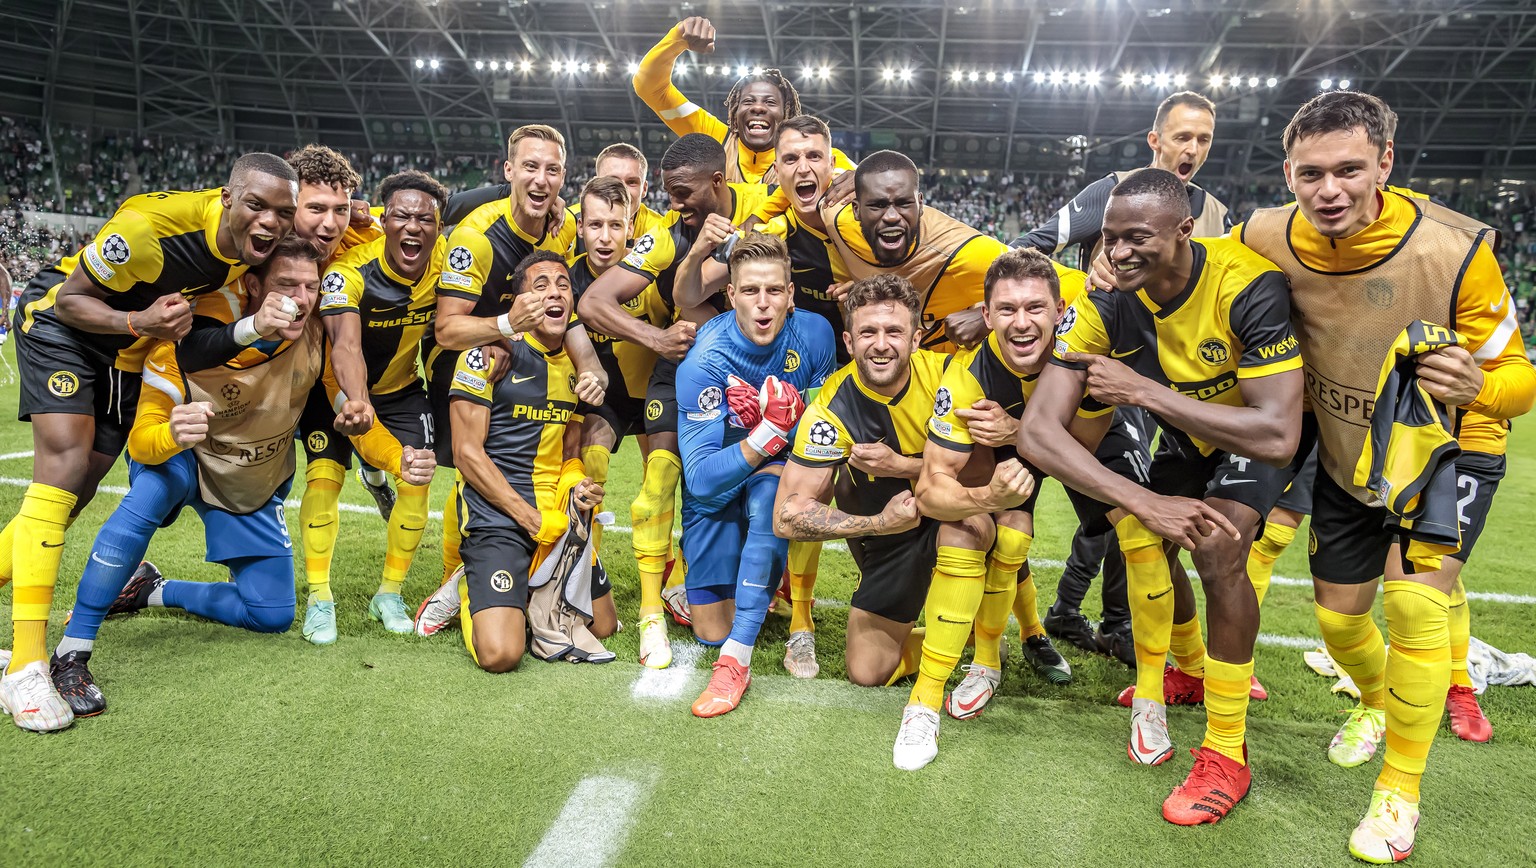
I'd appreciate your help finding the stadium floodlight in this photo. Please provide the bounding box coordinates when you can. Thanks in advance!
[1066,71,1081,85]
[737,65,749,77]
[1050,70,1065,85]
[429,58,440,70]
[1153,72,1171,88]
[818,66,831,80]
[1002,71,1014,83]
[414,58,425,69]
[1321,77,1333,88]
[1140,73,1153,85]
[1247,75,1259,87]
[802,65,815,79]
[626,61,639,75]
[579,62,591,73]
[1266,76,1278,88]
[475,60,484,70]
[1121,72,1137,87]
[968,70,979,82]
[1339,78,1351,89]
[952,69,964,82]
[489,60,500,71]
[1173,72,1187,86]
[1210,73,1224,87]
[985,71,997,83]
[881,68,895,81]
[595,61,608,74]
[899,68,913,83]
[1033,71,1047,84]
[753,66,764,75]
[1085,70,1101,85]
[705,64,717,75]
[520,59,533,73]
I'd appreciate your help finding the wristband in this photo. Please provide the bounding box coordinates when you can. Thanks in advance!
[126,311,140,338]
[496,313,520,340]
[746,420,790,457]
[233,315,262,346]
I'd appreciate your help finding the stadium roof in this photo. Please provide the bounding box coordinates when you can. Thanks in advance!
[3,0,1535,181]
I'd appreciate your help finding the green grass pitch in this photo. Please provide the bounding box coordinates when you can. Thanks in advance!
[0,340,1532,866]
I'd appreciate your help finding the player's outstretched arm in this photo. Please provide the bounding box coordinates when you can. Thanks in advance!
[562,325,608,405]
[633,18,728,141]
[434,293,543,352]
[322,308,374,423]
[578,266,694,359]
[674,214,734,311]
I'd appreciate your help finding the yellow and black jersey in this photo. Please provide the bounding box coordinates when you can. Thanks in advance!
[790,349,947,513]
[823,202,1085,351]
[319,234,441,396]
[570,254,664,401]
[449,334,579,527]
[21,188,247,368]
[928,332,1040,459]
[617,184,769,313]
[1052,237,1301,456]
[755,208,852,337]
[436,196,578,317]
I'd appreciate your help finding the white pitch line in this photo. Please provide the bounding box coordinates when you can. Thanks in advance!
[1257,632,1320,649]
[0,450,35,461]
[630,640,704,699]
[524,775,643,868]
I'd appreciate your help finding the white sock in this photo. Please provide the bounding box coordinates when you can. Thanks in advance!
[55,636,93,657]
[720,639,753,667]
[362,467,388,487]
[147,585,165,607]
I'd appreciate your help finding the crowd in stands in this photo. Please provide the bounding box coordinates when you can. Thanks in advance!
[3,117,1535,336]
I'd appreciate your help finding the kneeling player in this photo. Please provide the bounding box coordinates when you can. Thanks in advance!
[47,236,433,717]
[892,249,1074,771]
[773,275,935,686]
[447,251,611,672]
[676,233,834,717]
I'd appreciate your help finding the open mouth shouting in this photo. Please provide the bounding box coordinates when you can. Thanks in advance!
[1175,160,1196,181]
[248,230,277,261]
[792,177,820,210]
[543,299,567,325]
[526,189,551,214]
[875,226,908,257]
[398,236,424,267]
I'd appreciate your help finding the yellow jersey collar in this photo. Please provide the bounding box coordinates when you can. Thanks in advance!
[1287,190,1418,274]
[204,191,243,267]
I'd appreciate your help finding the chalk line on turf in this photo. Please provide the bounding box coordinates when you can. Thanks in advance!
[524,774,644,868]
[631,641,704,699]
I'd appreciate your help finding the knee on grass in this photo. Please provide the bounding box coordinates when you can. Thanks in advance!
[245,605,295,634]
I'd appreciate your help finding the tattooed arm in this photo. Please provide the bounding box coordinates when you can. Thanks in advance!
[773,459,921,542]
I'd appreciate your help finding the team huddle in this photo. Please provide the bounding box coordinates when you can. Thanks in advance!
[1,16,1531,866]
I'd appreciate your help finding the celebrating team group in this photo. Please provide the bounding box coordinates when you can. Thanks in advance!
[1,17,1531,866]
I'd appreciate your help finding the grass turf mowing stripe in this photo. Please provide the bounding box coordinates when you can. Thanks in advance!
[524,775,643,868]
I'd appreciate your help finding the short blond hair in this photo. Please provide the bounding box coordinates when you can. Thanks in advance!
[507,124,566,162]
[728,231,790,283]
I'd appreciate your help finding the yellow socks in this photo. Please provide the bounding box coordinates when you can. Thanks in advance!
[300,460,345,603]
[787,540,821,633]
[1448,577,1472,689]
[1118,514,1173,704]
[910,546,987,711]
[9,483,77,672]
[885,628,926,686]
[632,450,681,616]
[1376,581,1452,800]
[976,526,1031,668]
[0,514,15,589]
[581,444,611,561]
[1170,617,1207,679]
[1202,657,1254,763]
[455,569,477,662]
[441,485,464,583]
[1314,602,1387,708]
[1246,521,1295,607]
[379,481,430,597]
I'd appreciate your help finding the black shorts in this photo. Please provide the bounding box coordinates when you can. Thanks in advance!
[1147,429,1296,522]
[303,384,434,467]
[1308,451,1504,584]
[427,348,459,468]
[462,526,536,615]
[644,357,679,437]
[1063,406,1156,536]
[14,279,141,456]
[849,518,940,624]
[579,351,645,450]
[1275,444,1319,515]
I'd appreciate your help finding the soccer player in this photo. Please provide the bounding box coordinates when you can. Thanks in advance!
[891,248,1074,771]
[634,17,853,186]
[432,124,604,603]
[578,134,768,668]
[447,250,610,673]
[0,153,298,732]
[46,235,433,717]
[675,232,835,716]
[774,274,937,687]
[296,170,449,644]
[1235,92,1533,862]
[1021,169,1303,823]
